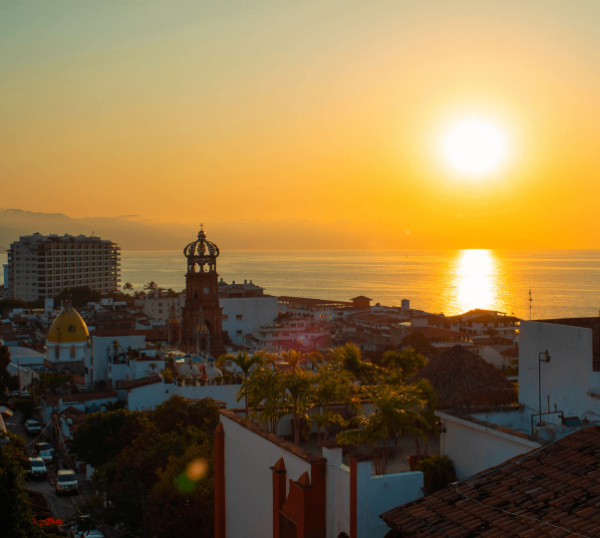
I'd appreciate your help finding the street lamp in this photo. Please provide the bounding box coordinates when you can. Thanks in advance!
[538,349,551,423]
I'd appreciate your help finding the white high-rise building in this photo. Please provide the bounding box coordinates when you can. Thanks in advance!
[5,233,120,302]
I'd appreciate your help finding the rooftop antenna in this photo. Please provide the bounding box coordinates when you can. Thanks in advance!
[529,288,532,320]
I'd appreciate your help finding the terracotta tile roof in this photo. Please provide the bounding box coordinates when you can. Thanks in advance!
[468,314,520,324]
[381,426,600,537]
[406,327,469,339]
[415,345,516,409]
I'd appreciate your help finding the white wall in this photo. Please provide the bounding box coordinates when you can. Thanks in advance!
[221,415,423,538]
[438,411,540,480]
[90,335,146,386]
[131,359,165,380]
[519,321,600,420]
[365,471,423,537]
[126,382,242,411]
[479,346,508,368]
[321,445,350,538]
[221,413,313,538]
[221,296,279,345]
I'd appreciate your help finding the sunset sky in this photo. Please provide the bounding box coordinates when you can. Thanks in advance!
[2,1,600,249]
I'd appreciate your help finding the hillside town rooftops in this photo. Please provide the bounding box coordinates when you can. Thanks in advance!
[381,425,600,537]
[278,296,353,308]
[415,345,517,409]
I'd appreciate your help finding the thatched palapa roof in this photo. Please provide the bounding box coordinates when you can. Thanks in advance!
[416,345,517,409]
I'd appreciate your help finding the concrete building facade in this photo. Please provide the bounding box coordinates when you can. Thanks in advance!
[5,233,120,301]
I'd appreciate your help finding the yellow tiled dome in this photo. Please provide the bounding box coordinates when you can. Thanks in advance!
[47,307,89,343]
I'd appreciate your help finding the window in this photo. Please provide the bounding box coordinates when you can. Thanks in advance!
[236,330,243,335]
[222,314,228,320]
[236,314,243,320]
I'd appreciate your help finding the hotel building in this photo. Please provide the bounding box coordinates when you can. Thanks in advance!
[5,233,120,302]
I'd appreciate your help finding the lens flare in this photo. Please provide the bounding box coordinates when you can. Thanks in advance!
[176,458,208,492]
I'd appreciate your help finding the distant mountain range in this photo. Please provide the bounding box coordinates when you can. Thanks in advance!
[0,209,376,252]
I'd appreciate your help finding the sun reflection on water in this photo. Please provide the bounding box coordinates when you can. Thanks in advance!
[450,249,499,314]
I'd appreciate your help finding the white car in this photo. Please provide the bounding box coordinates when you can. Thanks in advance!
[27,457,47,480]
[55,469,79,495]
[25,419,42,436]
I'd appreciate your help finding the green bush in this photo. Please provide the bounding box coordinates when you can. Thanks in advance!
[416,455,456,495]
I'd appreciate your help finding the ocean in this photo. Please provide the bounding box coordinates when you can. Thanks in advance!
[120,250,600,321]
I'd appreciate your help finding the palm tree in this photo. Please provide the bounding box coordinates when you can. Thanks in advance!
[277,349,319,445]
[244,363,288,433]
[337,383,429,475]
[284,367,316,446]
[123,282,134,294]
[217,350,269,415]
[328,343,383,385]
[279,349,305,373]
[312,364,352,444]
[166,288,179,298]
[382,348,427,382]
[143,281,159,293]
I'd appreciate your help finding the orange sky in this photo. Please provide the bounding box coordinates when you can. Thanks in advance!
[1,1,600,249]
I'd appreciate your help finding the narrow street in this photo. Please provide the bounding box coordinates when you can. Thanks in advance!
[6,406,104,532]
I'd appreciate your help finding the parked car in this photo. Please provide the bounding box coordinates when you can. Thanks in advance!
[25,419,42,436]
[68,524,105,538]
[34,441,54,464]
[38,449,53,465]
[55,469,79,495]
[27,457,47,480]
[34,441,53,455]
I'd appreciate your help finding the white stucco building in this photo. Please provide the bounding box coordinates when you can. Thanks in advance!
[215,410,424,538]
[437,318,600,480]
[221,294,279,345]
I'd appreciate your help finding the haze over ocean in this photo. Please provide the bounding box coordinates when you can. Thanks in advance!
[121,250,600,321]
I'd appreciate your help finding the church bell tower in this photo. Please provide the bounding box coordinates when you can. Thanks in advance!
[181,226,224,358]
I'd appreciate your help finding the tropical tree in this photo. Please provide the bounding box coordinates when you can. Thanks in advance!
[312,364,353,444]
[166,288,180,298]
[70,396,219,537]
[123,282,134,293]
[0,344,14,399]
[217,350,270,415]
[0,435,64,537]
[244,363,288,433]
[32,371,72,396]
[382,348,427,382]
[336,383,429,475]
[285,368,316,445]
[54,286,101,307]
[144,281,159,293]
[401,332,436,358]
[278,350,320,445]
[328,343,383,385]
[146,443,214,538]
[410,378,438,456]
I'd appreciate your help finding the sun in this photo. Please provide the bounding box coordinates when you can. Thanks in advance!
[441,118,508,176]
